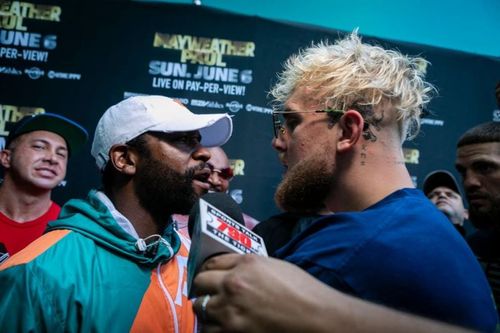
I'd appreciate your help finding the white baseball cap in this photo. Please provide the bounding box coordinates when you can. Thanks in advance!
[91,95,233,170]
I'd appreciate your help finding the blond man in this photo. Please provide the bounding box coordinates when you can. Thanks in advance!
[194,33,498,331]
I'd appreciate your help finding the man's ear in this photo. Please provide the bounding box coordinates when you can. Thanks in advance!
[108,145,138,176]
[336,110,364,153]
[0,149,12,169]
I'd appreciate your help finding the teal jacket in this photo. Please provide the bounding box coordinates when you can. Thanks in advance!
[0,190,196,332]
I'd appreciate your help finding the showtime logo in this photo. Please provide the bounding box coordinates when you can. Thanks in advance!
[48,70,81,80]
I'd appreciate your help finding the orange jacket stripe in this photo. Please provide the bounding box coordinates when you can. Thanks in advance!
[0,230,70,270]
[130,239,196,333]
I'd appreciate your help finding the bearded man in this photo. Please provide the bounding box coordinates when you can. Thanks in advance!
[456,121,500,314]
[266,33,497,330]
[0,95,232,332]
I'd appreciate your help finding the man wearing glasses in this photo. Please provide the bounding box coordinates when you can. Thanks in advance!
[206,146,234,193]
[204,146,260,230]
[174,146,259,238]
[193,32,497,331]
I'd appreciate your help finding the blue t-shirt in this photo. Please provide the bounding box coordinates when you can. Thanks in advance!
[276,189,498,331]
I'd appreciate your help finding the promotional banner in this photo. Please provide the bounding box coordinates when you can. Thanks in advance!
[1,0,499,220]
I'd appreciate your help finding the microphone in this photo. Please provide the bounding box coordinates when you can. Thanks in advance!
[187,192,267,298]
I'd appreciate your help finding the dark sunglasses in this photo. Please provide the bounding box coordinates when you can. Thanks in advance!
[207,163,234,180]
[272,109,344,138]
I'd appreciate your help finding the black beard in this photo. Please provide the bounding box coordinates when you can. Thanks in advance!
[134,156,201,224]
[274,153,333,214]
[468,199,500,231]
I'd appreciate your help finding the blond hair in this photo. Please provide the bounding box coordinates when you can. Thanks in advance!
[270,32,435,140]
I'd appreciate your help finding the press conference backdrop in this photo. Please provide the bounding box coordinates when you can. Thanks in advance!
[1,0,499,220]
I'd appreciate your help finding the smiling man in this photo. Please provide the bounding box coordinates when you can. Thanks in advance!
[0,95,232,332]
[0,113,88,258]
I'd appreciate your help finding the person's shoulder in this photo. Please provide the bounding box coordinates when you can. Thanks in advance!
[374,188,429,207]
[0,229,73,271]
[467,230,500,259]
[366,188,443,222]
[253,213,298,234]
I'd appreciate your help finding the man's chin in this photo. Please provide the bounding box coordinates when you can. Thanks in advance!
[470,203,491,215]
[275,163,333,213]
[33,180,62,191]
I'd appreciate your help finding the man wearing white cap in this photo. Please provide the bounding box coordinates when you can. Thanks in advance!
[0,95,232,332]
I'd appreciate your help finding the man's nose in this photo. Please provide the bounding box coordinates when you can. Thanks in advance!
[43,150,59,164]
[209,172,222,185]
[192,146,211,162]
[463,170,481,191]
[272,135,286,152]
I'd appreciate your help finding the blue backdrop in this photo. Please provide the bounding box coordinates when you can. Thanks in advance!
[1,0,499,220]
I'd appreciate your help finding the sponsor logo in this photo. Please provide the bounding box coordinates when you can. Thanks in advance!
[173,97,189,105]
[191,99,224,109]
[230,189,243,204]
[25,67,44,79]
[47,70,81,80]
[245,104,272,114]
[493,109,500,122]
[0,66,22,75]
[226,101,243,113]
[421,118,444,126]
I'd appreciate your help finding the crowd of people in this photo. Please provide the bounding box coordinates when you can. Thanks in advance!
[0,31,499,332]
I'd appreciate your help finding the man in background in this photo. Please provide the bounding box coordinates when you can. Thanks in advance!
[0,95,232,332]
[206,146,260,230]
[206,147,233,193]
[0,113,88,259]
[174,146,259,238]
[456,121,500,313]
[423,169,468,236]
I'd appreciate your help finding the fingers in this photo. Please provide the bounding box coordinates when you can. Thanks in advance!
[192,270,228,297]
[199,253,243,273]
[194,254,260,297]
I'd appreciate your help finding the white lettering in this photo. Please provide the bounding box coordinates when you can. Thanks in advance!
[152,77,171,89]
[0,47,17,58]
[223,84,245,95]
[0,30,41,48]
[22,49,48,62]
